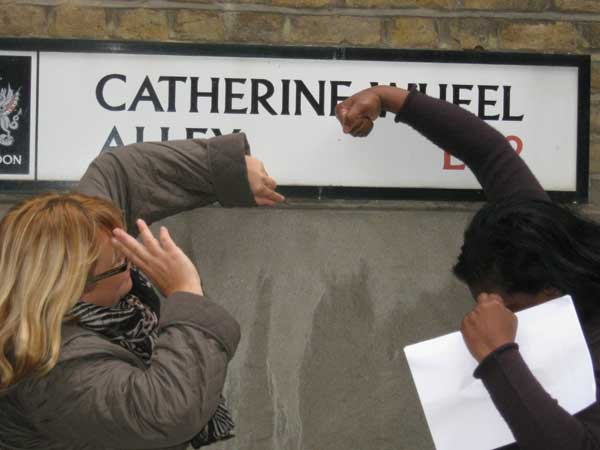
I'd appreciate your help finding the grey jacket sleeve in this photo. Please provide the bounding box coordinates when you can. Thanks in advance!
[27,294,241,449]
[76,133,256,234]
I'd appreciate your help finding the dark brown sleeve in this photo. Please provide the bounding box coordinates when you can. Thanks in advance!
[474,344,600,450]
[395,90,550,203]
[75,133,256,234]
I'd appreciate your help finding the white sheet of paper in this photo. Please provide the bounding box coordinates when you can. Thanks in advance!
[404,295,596,450]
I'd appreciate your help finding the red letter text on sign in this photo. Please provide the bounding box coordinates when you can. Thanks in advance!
[506,135,523,155]
[443,152,465,170]
[442,135,523,170]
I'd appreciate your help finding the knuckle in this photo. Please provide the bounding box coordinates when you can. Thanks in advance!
[460,319,469,332]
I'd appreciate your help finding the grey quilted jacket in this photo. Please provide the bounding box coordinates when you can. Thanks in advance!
[0,133,255,449]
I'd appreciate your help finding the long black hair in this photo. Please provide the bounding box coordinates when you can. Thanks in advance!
[453,198,600,322]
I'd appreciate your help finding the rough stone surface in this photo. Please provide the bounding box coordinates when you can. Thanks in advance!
[344,0,416,6]
[592,61,600,94]
[272,0,335,7]
[417,0,462,7]
[225,12,285,43]
[447,18,498,50]
[591,135,600,173]
[159,205,472,450]
[170,0,269,3]
[51,5,106,39]
[463,0,550,10]
[388,18,438,48]
[345,0,455,7]
[214,0,269,3]
[499,22,579,51]
[592,100,600,136]
[173,10,224,42]
[580,23,600,50]
[287,15,382,45]
[554,0,600,13]
[0,5,47,37]
[113,8,169,41]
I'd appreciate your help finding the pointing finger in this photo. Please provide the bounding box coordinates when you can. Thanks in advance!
[264,176,277,190]
[257,188,285,205]
[256,197,276,206]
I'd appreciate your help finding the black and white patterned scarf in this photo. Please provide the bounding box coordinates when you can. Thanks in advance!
[69,266,234,448]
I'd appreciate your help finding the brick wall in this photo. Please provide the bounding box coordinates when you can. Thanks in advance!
[3,0,600,171]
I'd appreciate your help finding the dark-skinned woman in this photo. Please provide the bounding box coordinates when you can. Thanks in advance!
[336,85,600,450]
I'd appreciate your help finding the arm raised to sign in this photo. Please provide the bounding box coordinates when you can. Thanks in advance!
[335,86,549,203]
[76,133,284,234]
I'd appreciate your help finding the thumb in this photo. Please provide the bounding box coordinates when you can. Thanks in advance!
[336,103,351,133]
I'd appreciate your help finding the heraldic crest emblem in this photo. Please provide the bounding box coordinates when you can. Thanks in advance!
[0,77,22,147]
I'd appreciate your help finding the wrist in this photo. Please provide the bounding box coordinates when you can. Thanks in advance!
[474,342,519,378]
[475,340,516,363]
[371,85,408,114]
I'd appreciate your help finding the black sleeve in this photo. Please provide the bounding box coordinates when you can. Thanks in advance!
[474,344,600,450]
[395,91,550,203]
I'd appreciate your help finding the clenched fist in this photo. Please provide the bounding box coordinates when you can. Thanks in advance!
[461,293,518,363]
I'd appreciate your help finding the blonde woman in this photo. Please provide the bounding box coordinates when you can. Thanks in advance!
[0,134,284,449]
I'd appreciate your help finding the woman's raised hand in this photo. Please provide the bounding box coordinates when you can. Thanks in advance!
[335,88,382,137]
[112,219,203,297]
[461,293,518,363]
[335,86,411,137]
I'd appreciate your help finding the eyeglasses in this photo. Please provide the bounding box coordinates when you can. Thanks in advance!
[87,258,129,285]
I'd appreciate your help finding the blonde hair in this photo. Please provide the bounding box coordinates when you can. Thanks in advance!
[0,192,123,387]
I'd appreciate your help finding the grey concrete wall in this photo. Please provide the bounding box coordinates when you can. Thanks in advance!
[2,185,600,450]
[162,203,474,450]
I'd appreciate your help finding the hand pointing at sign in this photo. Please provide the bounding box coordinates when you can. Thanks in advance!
[245,155,285,206]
